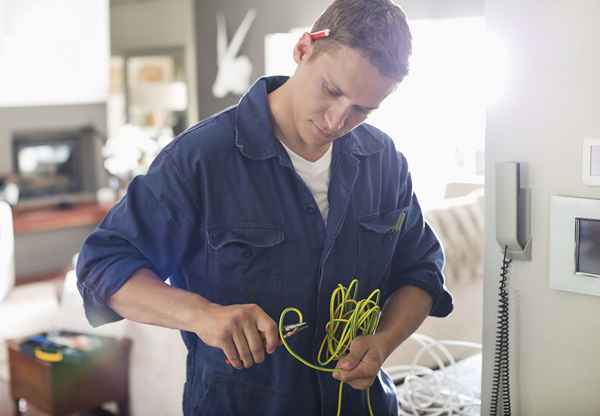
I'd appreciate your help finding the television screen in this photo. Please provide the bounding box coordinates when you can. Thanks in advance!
[13,134,83,199]
[575,218,600,277]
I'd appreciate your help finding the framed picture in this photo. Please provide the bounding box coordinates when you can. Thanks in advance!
[126,55,175,89]
[110,47,187,131]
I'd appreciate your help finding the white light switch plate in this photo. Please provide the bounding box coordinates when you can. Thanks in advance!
[583,138,600,186]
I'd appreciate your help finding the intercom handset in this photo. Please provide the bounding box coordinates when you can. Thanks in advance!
[490,162,532,416]
[495,162,531,261]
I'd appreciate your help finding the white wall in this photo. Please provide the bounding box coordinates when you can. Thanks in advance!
[482,1,600,414]
[0,0,109,107]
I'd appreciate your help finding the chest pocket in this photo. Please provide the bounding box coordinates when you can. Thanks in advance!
[356,208,407,288]
[206,225,285,307]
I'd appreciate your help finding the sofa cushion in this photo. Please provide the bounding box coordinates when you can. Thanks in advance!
[424,190,484,284]
[0,201,15,302]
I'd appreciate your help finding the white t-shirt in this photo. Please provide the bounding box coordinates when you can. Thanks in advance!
[280,140,332,223]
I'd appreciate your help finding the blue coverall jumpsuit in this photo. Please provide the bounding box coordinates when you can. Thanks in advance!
[76,76,453,415]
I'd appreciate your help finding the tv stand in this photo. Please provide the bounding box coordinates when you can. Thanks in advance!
[13,202,113,282]
[14,202,112,234]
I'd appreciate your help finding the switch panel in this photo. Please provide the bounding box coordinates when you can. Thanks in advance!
[583,138,600,186]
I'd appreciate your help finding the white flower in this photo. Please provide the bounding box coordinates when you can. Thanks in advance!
[102,124,169,179]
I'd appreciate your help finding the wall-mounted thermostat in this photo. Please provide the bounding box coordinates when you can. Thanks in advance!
[550,196,600,296]
[582,138,600,186]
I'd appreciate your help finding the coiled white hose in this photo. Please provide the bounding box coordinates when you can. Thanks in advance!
[386,333,482,416]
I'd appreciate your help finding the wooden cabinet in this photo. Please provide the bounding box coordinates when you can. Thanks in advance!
[8,335,131,415]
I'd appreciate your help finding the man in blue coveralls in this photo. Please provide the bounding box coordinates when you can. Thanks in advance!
[76,0,453,414]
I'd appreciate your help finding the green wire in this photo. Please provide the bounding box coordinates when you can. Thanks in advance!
[278,278,382,416]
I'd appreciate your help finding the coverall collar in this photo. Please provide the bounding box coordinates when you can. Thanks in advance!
[234,76,385,161]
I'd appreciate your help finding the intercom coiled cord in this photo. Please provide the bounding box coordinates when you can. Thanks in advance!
[278,279,381,416]
[490,245,512,416]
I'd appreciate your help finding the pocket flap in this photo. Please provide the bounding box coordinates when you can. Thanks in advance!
[207,226,285,249]
[359,208,407,234]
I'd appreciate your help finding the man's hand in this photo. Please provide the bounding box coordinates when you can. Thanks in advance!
[332,334,391,390]
[106,270,283,370]
[194,302,281,370]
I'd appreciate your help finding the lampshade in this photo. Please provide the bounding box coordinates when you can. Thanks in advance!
[130,81,187,111]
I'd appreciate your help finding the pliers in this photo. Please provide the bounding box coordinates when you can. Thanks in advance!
[281,322,309,338]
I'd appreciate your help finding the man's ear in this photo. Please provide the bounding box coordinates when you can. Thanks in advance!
[293,32,315,65]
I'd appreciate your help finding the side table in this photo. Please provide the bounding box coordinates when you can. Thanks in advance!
[8,334,131,416]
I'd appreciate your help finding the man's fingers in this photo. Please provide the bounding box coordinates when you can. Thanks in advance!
[334,364,373,383]
[256,315,279,353]
[337,337,368,371]
[232,329,254,368]
[222,338,242,369]
[243,323,266,364]
[334,350,380,383]
[208,303,281,369]
[333,367,377,389]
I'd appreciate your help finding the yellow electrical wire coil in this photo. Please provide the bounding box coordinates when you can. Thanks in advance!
[279,278,382,416]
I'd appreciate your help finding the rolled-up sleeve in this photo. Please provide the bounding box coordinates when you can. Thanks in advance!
[386,152,453,317]
[76,146,199,327]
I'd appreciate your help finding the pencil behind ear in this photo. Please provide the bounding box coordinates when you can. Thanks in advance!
[293,32,316,64]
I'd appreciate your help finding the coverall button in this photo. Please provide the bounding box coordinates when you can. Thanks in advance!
[305,205,318,214]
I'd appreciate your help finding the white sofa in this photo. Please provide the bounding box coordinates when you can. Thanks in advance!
[384,189,484,369]
[0,189,483,415]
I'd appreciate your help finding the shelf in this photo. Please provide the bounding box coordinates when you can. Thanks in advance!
[14,202,113,235]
